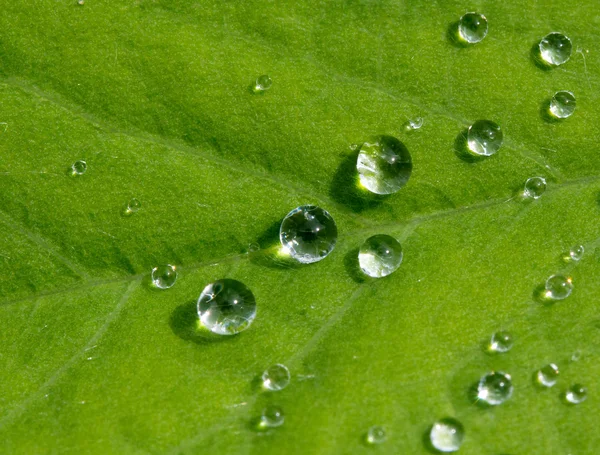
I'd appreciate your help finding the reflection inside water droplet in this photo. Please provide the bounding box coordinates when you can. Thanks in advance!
[123,198,141,216]
[366,425,386,445]
[253,75,272,93]
[523,177,547,199]
[467,120,503,156]
[564,384,587,404]
[151,264,177,289]
[536,363,559,387]
[404,117,423,131]
[429,418,464,452]
[544,274,573,301]
[477,371,513,405]
[569,245,584,262]
[356,135,412,194]
[458,12,488,44]
[539,32,572,66]
[262,364,291,391]
[488,331,513,353]
[70,160,87,176]
[358,234,403,278]
[549,91,576,118]
[259,405,284,428]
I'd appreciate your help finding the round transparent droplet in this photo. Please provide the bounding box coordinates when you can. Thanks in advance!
[404,117,423,131]
[70,160,87,176]
[125,198,141,215]
[477,371,513,405]
[549,91,576,119]
[262,364,291,391]
[489,331,513,353]
[539,32,572,66]
[467,120,503,156]
[77,0,84,4]
[569,245,584,261]
[197,279,257,335]
[279,205,337,264]
[253,75,272,92]
[429,418,464,452]
[260,405,284,428]
[356,135,412,194]
[565,384,587,404]
[544,274,573,301]
[366,425,386,445]
[571,350,582,362]
[536,363,559,387]
[458,12,488,44]
[523,177,546,199]
[358,234,403,278]
[247,242,260,253]
[151,264,177,289]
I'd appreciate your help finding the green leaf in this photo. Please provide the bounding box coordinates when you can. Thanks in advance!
[1,1,599,453]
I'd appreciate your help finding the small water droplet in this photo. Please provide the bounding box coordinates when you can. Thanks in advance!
[458,12,488,44]
[570,350,582,362]
[544,274,573,301]
[358,234,403,278]
[259,405,284,428]
[549,91,576,119]
[262,364,291,391]
[404,117,423,131]
[536,363,559,387]
[124,198,141,215]
[151,264,177,289]
[569,245,584,262]
[429,418,464,452]
[564,384,587,404]
[539,33,572,66]
[366,425,386,445]
[356,135,412,194]
[467,120,503,156]
[523,176,547,199]
[70,160,87,176]
[247,243,260,253]
[477,371,513,405]
[349,143,359,151]
[279,205,337,264]
[77,0,84,4]
[197,279,257,335]
[488,331,513,353]
[253,75,273,93]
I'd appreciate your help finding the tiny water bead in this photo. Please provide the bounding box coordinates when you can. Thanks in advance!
[467,120,503,156]
[253,75,272,93]
[404,117,423,131]
[523,176,547,199]
[279,205,337,264]
[536,363,559,387]
[124,198,141,215]
[262,364,291,391]
[477,371,513,405]
[429,418,464,452]
[544,274,573,301]
[564,384,587,404]
[197,279,257,335]
[260,405,284,428]
[151,264,177,289]
[366,425,386,445]
[569,245,584,262]
[70,160,87,176]
[488,331,513,353]
[356,135,412,195]
[458,12,488,44]
[549,91,576,119]
[358,234,403,278]
[539,32,572,66]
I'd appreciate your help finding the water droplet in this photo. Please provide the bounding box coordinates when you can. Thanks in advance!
[247,243,260,253]
[544,274,573,301]
[279,205,337,264]
[404,117,423,131]
[549,91,576,118]
[70,160,87,176]
[564,384,587,404]
[78,0,84,4]
[488,331,513,353]
[124,198,141,215]
[253,75,272,93]
[539,32,572,66]
[477,371,513,405]
[151,264,177,289]
[570,350,582,362]
[349,143,359,151]
[358,234,403,278]
[467,120,503,156]
[197,279,257,335]
[262,364,291,391]
[523,176,547,199]
[569,245,584,262]
[259,405,284,428]
[536,363,559,387]
[458,12,488,44]
[356,135,412,194]
[366,425,386,445]
[429,418,464,452]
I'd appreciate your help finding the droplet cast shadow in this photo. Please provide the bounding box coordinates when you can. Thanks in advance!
[446,21,469,48]
[421,425,440,454]
[169,300,237,345]
[454,129,486,163]
[530,42,553,71]
[344,247,366,283]
[248,220,302,270]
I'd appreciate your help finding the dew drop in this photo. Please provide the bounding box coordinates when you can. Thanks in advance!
[544,274,573,301]
[262,364,291,391]
[358,234,403,278]
[564,384,587,404]
[536,363,559,387]
[197,279,257,335]
[151,264,177,289]
[549,91,576,119]
[259,405,284,428]
[279,205,337,264]
[539,32,572,66]
[523,176,547,199]
[70,160,87,176]
[77,0,84,4]
[429,418,464,452]
[477,371,513,405]
[247,242,260,253]
[467,120,503,156]
[569,245,584,262]
[253,75,273,93]
[458,12,488,44]
[404,117,423,131]
[366,425,386,445]
[356,135,412,194]
[124,198,141,215]
[488,331,513,353]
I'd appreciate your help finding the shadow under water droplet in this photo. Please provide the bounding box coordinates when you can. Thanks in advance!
[344,247,366,283]
[539,98,561,124]
[454,129,485,163]
[530,42,553,71]
[245,220,301,269]
[169,300,235,345]
[446,21,469,48]
[421,425,439,454]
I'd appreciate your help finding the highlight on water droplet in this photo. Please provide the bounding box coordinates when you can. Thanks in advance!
[279,205,337,264]
[488,331,513,353]
[262,364,291,391]
[467,120,503,156]
[366,425,386,445]
[404,117,423,131]
[544,274,573,301]
[123,198,141,216]
[358,234,403,278]
[548,91,576,119]
[458,12,488,44]
[477,371,513,405]
[151,264,177,289]
[429,418,464,452]
[523,176,547,199]
[538,32,572,66]
[564,244,584,262]
[536,363,559,387]
[259,405,284,428]
[197,279,257,335]
[253,75,273,93]
[564,384,587,404]
[356,135,412,194]
[70,160,87,176]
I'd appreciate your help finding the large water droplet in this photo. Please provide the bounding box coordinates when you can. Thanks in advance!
[549,91,576,118]
[429,418,464,452]
[253,75,273,93]
[569,245,584,262]
[458,12,488,44]
[366,425,386,445]
[70,160,87,176]
[262,364,291,391]
[488,331,513,353]
[477,371,513,405]
[197,279,257,335]
[356,135,412,195]
[564,384,587,404]
[124,198,142,215]
[279,205,337,264]
[151,264,177,289]
[536,363,559,387]
[358,234,403,278]
[523,177,547,199]
[467,120,503,156]
[260,405,284,428]
[539,33,572,66]
[544,274,573,301]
